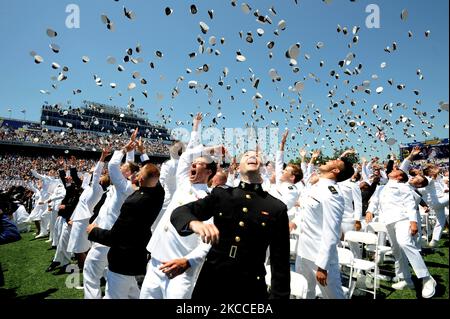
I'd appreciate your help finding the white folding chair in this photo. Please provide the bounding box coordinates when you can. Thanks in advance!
[344,231,379,299]
[337,247,355,299]
[366,222,393,263]
[419,206,430,245]
[289,235,299,261]
[265,267,308,299]
[289,271,308,299]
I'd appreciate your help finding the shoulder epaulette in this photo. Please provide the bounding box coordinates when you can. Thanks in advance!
[328,186,338,194]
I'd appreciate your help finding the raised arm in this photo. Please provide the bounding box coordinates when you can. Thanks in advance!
[137,137,150,163]
[275,130,289,185]
[108,142,134,195]
[361,157,370,182]
[125,128,139,163]
[31,169,45,180]
[304,150,320,182]
[400,146,421,172]
[92,147,109,185]
[187,112,203,150]
[176,144,203,186]
[309,149,321,166]
[27,181,39,194]
[299,149,307,174]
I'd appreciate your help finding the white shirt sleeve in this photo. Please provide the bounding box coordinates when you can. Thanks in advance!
[185,241,211,269]
[81,173,91,190]
[108,151,134,195]
[305,163,315,181]
[226,172,235,187]
[31,169,44,180]
[140,153,149,162]
[315,193,345,270]
[351,183,363,221]
[187,131,201,150]
[126,150,135,163]
[361,162,371,183]
[275,150,284,186]
[92,161,104,186]
[159,161,170,188]
[402,186,419,223]
[399,159,411,172]
[300,161,307,177]
[367,186,381,215]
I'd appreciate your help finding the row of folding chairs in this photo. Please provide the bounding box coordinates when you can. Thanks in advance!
[268,219,396,299]
[285,221,393,299]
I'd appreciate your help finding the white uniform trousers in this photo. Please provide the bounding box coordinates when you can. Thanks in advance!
[104,270,140,299]
[140,258,195,299]
[28,203,45,222]
[83,242,109,299]
[67,219,91,254]
[39,209,51,236]
[52,216,65,247]
[386,219,430,280]
[431,206,447,242]
[295,256,345,299]
[53,222,72,265]
[48,210,58,242]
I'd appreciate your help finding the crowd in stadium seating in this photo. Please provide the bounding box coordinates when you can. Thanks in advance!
[0,127,169,155]
[0,153,98,191]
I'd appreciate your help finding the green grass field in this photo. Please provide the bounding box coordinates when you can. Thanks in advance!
[0,227,448,299]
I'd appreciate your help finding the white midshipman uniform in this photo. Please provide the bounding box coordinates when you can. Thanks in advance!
[140,145,211,299]
[29,170,59,236]
[152,157,178,232]
[293,178,346,299]
[267,150,301,218]
[67,161,106,254]
[368,180,431,283]
[47,182,66,246]
[420,177,449,244]
[83,150,137,299]
[338,179,363,257]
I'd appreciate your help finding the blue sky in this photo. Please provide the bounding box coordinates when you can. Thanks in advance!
[0,0,448,160]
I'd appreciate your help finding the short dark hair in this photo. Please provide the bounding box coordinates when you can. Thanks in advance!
[422,165,434,177]
[409,168,421,177]
[205,161,217,181]
[397,169,409,183]
[126,161,140,174]
[416,175,429,188]
[287,164,303,184]
[141,163,160,180]
[336,158,355,182]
